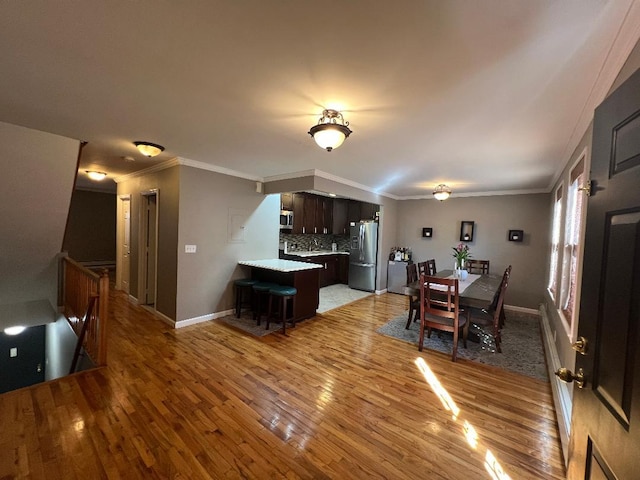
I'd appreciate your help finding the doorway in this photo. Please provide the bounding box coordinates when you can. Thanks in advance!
[140,190,158,307]
[117,195,131,294]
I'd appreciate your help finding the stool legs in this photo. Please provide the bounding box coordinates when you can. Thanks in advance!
[266,295,295,334]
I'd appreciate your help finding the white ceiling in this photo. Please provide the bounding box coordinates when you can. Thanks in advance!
[1,1,639,198]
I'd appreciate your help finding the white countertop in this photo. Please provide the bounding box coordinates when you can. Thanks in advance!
[239,259,323,272]
[286,250,349,258]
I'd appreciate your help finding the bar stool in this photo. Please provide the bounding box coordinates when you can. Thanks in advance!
[267,285,297,334]
[233,278,259,318]
[252,282,279,325]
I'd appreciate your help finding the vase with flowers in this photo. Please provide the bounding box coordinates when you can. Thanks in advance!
[452,243,471,279]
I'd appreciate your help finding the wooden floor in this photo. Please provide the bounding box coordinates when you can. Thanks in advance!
[0,290,566,479]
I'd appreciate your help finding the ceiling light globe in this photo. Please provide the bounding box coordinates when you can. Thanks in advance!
[134,141,165,157]
[308,109,352,152]
[86,171,107,181]
[433,184,452,201]
[310,125,347,152]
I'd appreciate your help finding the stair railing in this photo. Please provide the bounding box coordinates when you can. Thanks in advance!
[61,257,109,366]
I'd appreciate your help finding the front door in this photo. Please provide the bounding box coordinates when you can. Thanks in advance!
[567,67,640,477]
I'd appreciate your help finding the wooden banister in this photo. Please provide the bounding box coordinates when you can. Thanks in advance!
[61,257,109,367]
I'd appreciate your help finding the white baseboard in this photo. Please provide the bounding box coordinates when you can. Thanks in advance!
[375,288,387,295]
[174,308,235,329]
[539,303,571,466]
[504,304,539,315]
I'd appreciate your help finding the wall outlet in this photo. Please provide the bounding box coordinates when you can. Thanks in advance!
[185,245,197,253]
[10,347,17,357]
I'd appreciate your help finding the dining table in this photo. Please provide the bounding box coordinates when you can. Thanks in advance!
[402,269,502,309]
[402,269,503,341]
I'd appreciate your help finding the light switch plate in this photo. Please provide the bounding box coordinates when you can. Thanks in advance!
[185,244,197,253]
[10,347,17,357]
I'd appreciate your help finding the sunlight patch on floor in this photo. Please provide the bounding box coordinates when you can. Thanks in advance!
[414,357,512,480]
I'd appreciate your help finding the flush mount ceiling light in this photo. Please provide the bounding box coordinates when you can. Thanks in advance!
[4,326,26,335]
[308,109,352,152]
[433,184,452,201]
[134,141,165,157]
[86,170,107,181]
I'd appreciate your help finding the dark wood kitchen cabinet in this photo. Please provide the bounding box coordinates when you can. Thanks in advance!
[360,202,377,221]
[292,193,305,234]
[280,192,293,210]
[302,194,317,234]
[332,198,349,235]
[316,196,333,234]
[338,255,349,284]
[311,254,340,287]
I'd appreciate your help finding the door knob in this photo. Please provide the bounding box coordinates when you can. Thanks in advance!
[572,336,588,355]
[555,367,586,389]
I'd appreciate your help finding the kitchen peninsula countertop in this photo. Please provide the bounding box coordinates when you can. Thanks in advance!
[238,259,323,272]
[284,250,349,258]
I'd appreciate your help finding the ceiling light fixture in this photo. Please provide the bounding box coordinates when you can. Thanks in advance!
[433,184,452,201]
[134,141,165,157]
[86,171,107,181]
[308,109,352,152]
[4,326,26,336]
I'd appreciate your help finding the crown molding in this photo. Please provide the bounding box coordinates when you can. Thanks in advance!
[113,157,180,183]
[177,157,263,182]
[399,187,549,201]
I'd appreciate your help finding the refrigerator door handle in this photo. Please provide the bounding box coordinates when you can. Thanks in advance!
[359,223,365,261]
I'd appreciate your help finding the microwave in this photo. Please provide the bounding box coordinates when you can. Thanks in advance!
[280,210,293,230]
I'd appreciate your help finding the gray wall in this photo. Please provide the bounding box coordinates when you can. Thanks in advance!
[117,166,180,320]
[63,189,116,263]
[0,121,79,307]
[396,194,550,309]
[176,167,279,321]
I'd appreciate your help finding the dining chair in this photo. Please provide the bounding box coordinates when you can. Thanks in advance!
[426,259,437,275]
[417,261,427,276]
[466,259,490,274]
[418,274,468,361]
[469,267,510,352]
[405,263,420,328]
[499,265,512,327]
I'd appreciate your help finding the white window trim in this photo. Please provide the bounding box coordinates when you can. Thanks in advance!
[558,147,589,342]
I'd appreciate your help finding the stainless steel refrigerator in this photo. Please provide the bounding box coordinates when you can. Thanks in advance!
[349,221,378,292]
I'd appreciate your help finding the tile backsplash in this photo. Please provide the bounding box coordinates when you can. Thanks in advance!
[280,233,350,253]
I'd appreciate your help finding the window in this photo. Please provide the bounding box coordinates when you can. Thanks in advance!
[559,156,586,330]
[548,184,563,300]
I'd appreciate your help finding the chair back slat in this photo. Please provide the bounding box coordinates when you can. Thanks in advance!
[466,259,490,274]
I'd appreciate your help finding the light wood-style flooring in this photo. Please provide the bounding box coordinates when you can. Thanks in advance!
[0,289,566,479]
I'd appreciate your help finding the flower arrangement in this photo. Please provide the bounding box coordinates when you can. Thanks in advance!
[452,243,471,268]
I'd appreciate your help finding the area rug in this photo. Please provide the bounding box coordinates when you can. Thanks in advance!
[216,311,292,337]
[377,311,548,381]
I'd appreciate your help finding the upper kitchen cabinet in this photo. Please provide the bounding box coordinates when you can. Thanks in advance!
[332,198,349,235]
[347,200,361,225]
[360,202,378,222]
[294,192,333,234]
[302,194,317,234]
[316,196,333,234]
[292,193,305,234]
[347,200,379,224]
[280,192,293,211]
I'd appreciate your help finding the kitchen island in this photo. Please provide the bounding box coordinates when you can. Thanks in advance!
[238,259,323,322]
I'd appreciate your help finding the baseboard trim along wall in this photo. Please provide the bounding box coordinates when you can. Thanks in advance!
[539,303,571,466]
[174,308,235,329]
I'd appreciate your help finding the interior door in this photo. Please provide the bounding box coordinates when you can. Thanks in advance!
[121,196,130,294]
[145,193,157,306]
[566,67,640,478]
